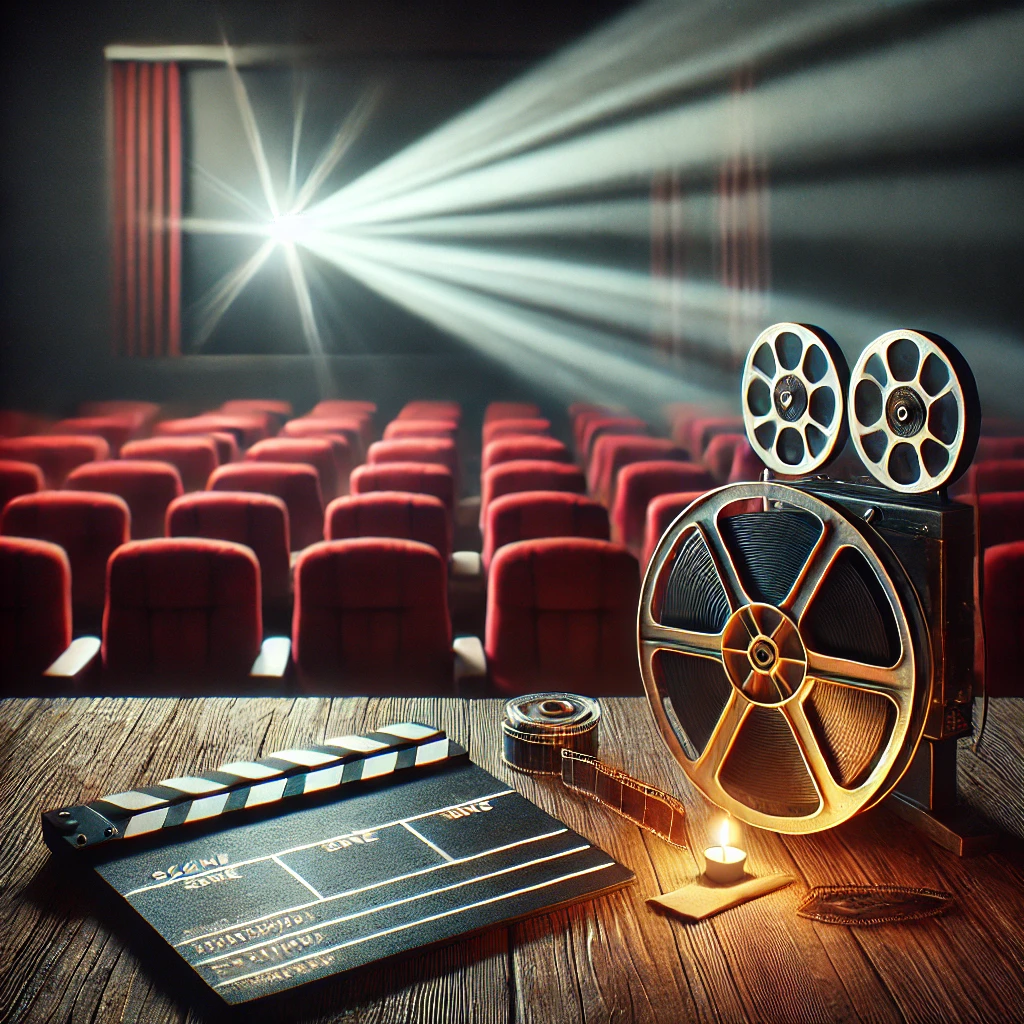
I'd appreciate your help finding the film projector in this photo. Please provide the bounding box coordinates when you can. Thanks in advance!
[639,323,993,855]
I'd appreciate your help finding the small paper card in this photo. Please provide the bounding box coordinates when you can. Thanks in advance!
[648,873,794,921]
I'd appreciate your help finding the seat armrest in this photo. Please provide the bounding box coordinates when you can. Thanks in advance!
[44,636,101,680]
[251,636,291,678]
[453,635,488,697]
[450,550,482,579]
[456,496,481,529]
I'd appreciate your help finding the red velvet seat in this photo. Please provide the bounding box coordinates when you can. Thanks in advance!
[480,460,586,530]
[79,401,161,431]
[0,410,49,438]
[65,460,183,540]
[368,438,458,481]
[572,407,616,454]
[207,430,240,464]
[246,437,343,500]
[588,435,687,506]
[484,401,541,424]
[293,538,453,692]
[281,417,368,460]
[482,491,609,572]
[220,399,293,432]
[983,541,1024,697]
[167,492,291,607]
[350,462,455,529]
[966,459,1024,496]
[49,416,138,454]
[2,491,130,628]
[485,537,642,697]
[641,491,706,570]
[704,433,746,484]
[612,461,715,554]
[977,492,1024,551]
[208,462,323,551]
[154,414,269,449]
[120,436,220,493]
[579,416,647,461]
[727,440,765,483]
[687,416,745,457]
[0,435,110,487]
[481,418,551,447]
[974,437,1024,463]
[396,401,461,423]
[325,492,450,561]
[481,436,571,475]
[103,538,262,680]
[0,536,72,679]
[309,399,377,419]
[382,419,458,442]
[0,460,44,513]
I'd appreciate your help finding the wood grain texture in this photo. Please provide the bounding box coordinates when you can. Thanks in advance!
[0,696,1021,1023]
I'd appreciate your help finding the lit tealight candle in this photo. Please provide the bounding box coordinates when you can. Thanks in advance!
[703,819,747,884]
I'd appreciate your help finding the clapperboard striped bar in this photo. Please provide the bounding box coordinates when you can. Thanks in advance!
[42,724,466,852]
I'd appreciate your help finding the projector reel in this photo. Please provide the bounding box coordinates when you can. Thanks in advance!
[638,482,931,835]
[741,323,849,476]
[849,330,980,494]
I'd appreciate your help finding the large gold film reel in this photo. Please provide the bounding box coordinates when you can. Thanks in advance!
[638,482,931,834]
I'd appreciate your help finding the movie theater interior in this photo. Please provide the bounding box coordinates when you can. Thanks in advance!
[1,1,1023,1021]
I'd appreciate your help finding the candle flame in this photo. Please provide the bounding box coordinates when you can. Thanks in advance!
[718,819,730,849]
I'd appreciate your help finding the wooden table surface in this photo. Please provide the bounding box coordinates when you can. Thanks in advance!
[1,695,1022,1023]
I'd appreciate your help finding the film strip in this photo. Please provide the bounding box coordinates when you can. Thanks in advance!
[42,723,466,852]
[561,750,688,848]
[501,693,601,775]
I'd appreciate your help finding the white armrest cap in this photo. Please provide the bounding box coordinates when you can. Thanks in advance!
[44,636,101,678]
[251,636,291,678]
[453,635,487,681]
[450,550,482,578]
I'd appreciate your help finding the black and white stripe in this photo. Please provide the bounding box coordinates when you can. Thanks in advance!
[42,723,466,851]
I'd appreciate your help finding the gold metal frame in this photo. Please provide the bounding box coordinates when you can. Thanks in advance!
[638,482,931,834]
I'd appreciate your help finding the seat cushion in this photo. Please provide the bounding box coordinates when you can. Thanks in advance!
[326,492,450,561]
[167,491,291,603]
[103,538,261,677]
[66,460,183,540]
[0,536,72,676]
[2,490,130,619]
[293,538,452,689]
[485,537,641,696]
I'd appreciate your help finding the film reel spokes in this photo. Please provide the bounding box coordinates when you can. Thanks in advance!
[849,329,980,493]
[742,323,850,476]
[638,483,930,834]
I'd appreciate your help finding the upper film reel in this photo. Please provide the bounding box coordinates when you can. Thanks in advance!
[848,330,980,493]
[741,323,850,476]
[638,482,931,835]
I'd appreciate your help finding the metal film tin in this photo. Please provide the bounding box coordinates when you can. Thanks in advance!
[502,692,601,775]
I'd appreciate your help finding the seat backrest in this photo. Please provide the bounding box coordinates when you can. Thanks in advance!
[309,399,377,419]
[588,435,687,506]
[281,417,367,459]
[103,538,261,679]
[967,459,1024,496]
[0,435,110,487]
[703,433,745,483]
[641,490,706,569]
[727,440,765,483]
[974,437,1024,463]
[579,416,647,461]
[167,491,291,604]
[396,401,461,423]
[0,460,44,513]
[484,401,541,425]
[350,462,455,524]
[79,401,161,429]
[208,462,323,551]
[154,414,269,449]
[480,459,586,529]
[688,416,745,456]
[483,491,609,572]
[978,492,1024,552]
[0,410,48,438]
[571,407,616,453]
[382,419,458,442]
[65,459,183,540]
[325,491,450,561]
[983,541,1024,697]
[293,538,452,691]
[481,436,571,475]
[220,399,293,432]
[2,491,130,622]
[367,438,458,480]
[0,535,72,678]
[50,416,137,454]
[612,461,715,553]
[246,438,341,500]
[481,418,551,447]
[120,436,220,492]
[485,537,641,696]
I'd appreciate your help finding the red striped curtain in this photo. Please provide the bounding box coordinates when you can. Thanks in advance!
[111,62,182,357]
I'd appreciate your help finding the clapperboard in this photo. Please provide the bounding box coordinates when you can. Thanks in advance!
[42,723,633,1005]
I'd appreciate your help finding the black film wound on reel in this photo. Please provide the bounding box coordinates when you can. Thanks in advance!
[501,692,601,775]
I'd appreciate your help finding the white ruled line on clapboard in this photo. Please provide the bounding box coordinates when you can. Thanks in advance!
[214,861,619,990]
[173,824,569,948]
